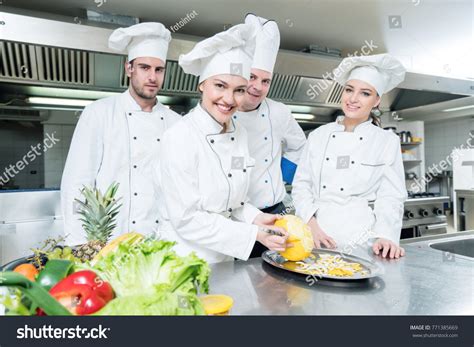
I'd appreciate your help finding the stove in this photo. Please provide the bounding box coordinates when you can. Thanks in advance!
[408,192,440,199]
[402,193,450,238]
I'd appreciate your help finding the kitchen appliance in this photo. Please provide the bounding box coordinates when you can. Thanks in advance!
[401,192,450,238]
[0,10,472,123]
[452,148,474,231]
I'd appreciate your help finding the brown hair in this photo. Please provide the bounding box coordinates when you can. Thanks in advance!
[370,113,381,127]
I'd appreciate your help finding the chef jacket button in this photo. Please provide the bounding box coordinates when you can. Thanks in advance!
[133,136,137,140]
[231,137,235,141]
[133,165,137,169]
[132,220,136,224]
[228,208,232,212]
[134,192,138,196]
[323,185,326,189]
[340,188,344,191]
[240,202,244,206]
[261,114,265,117]
[228,173,232,177]
[157,138,160,142]
[351,161,355,164]
[359,137,363,140]
[233,116,237,119]
[210,139,215,144]
[326,157,329,161]
[265,180,268,183]
[264,137,268,140]
[128,112,132,116]
[243,169,247,172]
[332,135,336,138]
[161,117,164,120]
[155,220,159,224]
[265,159,268,162]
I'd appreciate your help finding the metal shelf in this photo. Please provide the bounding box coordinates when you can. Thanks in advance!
[401,142,422,146]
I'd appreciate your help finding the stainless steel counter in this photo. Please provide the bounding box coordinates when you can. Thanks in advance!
[209,231,474,315]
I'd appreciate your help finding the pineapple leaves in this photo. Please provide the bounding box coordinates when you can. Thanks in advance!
[74,182,123,243]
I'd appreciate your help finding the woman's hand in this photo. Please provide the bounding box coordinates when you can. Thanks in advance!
[256,226,289,252]
[372,238,405,259]
[253,213,290,252]
[307,216,337,249]
[252,213,281,227]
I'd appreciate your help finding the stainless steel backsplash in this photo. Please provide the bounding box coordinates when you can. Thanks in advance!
[0,189,64,266]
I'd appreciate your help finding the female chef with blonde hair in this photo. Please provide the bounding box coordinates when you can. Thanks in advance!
[157,23,289,263]
[292,54,407,259]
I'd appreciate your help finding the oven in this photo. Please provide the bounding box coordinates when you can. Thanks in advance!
[401,193,450,239]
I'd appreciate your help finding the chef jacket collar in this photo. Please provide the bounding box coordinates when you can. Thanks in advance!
[195,102,236,135]
[243,99,268,116]
[335,115,373,133]
[122,89,161,113]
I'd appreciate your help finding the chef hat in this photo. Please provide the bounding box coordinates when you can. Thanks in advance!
[245,13,280,74]
[179,23,256,83]
[333,54,406,95]
[108,22,171,62]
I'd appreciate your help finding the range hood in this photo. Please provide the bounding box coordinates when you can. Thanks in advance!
[1,10,472,124]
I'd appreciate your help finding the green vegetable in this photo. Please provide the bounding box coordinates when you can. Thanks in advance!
[90,240,209,297]
[95,284,205,316]
[0,272,71,316]
[88,240,210,315]
[0,288,32,316]
[37,259,74,291]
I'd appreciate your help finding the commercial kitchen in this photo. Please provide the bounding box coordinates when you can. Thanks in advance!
[0,1,473,317]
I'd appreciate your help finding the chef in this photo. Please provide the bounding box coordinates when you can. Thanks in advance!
[61,22,181,245]
[233,14,306,257]
[157,23,289,264]
[292,54,407,259]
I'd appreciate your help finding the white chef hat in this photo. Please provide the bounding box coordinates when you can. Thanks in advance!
[333,54,406,95]
[244,13,280,74]
[179,23,256,84]
[108,22,171,62]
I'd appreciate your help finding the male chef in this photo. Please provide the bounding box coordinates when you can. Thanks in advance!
[61,22,181,245]
[233,14,307,257]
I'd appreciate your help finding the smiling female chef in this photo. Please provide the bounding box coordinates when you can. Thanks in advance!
[156,23,289,263]
[292,54,407,259]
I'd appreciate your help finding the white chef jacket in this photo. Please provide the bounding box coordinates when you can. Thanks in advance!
[292,116,407,246]
[61,90,181,245]
[157,104,262,263]
[233,98,306,209]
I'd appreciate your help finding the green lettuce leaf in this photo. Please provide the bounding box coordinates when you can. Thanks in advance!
[0,288,32,316]
[88,239,210,315]
[95,284,206,316]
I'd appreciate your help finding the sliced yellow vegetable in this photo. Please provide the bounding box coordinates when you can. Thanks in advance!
[200,295,234,315]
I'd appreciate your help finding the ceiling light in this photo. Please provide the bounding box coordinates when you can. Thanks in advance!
[26,97,95,107]
[442,105,474,112]
[292,113,315,120]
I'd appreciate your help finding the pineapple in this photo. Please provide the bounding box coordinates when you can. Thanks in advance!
[73,182,122,262]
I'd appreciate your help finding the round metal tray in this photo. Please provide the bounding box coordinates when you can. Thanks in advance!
[1,255,43,272]
[262,249,383,281]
